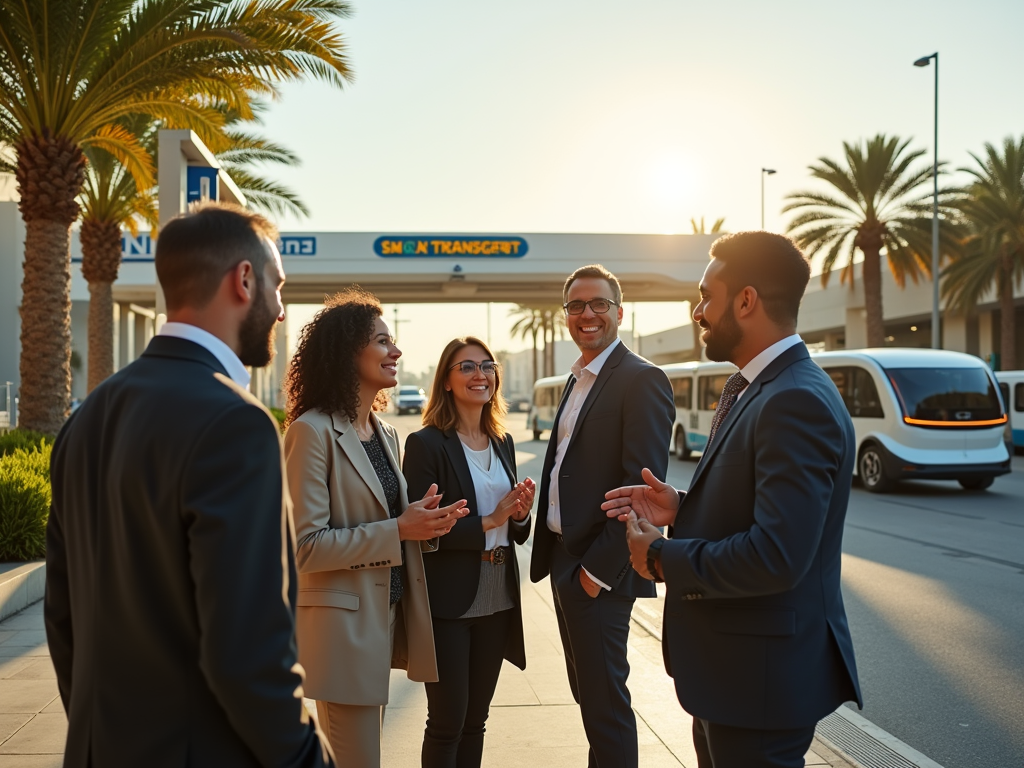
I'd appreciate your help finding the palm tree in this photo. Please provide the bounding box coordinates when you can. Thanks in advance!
[784,134,960,348]
[509,306,544,384]
[942,137,1024,370]
[0,0,353,433]
[78,111,310,393]
[690,216,725,234]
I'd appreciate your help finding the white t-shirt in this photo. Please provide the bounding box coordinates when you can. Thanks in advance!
[462,441,512,550]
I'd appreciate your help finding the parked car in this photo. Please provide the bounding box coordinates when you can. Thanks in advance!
[395,385,427,415]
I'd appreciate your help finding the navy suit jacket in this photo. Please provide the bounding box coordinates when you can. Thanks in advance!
[530,342,675,597]
[661,342,863,730]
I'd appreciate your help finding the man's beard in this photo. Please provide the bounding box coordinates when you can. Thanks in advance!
[702,300,743,362]
[238,289,278,368]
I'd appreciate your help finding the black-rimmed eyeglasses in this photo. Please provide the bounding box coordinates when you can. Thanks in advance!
[449,360,499,376]
[563,298,619,316]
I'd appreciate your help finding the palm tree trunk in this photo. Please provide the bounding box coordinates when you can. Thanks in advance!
[14,132,86,434]
[531,328,538,384]
[999,254,1016,370]
[87,282,114,392]
[861,246,886,348]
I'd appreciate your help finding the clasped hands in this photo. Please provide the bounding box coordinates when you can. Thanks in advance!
[601,467,681,581]
[397,483,470,541]
[482,478,535,532]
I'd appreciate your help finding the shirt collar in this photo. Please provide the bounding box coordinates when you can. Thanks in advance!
[571,338,621,380]
[739,334,802,387]
[158,322,251,389]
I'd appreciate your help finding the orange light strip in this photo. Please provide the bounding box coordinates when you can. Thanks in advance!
[903,415,1008,427]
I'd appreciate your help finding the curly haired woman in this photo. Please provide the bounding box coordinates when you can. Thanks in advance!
[283,288,469,768]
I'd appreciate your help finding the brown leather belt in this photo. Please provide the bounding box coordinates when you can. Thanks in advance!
[481,546,509,565]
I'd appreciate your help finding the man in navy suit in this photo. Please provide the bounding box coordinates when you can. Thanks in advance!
[603,232,862,768]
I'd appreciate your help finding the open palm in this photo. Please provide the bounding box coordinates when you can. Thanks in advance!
[602,468,680,528]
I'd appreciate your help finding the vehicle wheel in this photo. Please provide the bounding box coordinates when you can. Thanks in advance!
[674,427,692,461]
[532,418,542,442]
[858,444,895,493]
[958,477,994,491]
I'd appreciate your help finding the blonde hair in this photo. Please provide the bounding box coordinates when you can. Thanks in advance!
[422,337,508,439]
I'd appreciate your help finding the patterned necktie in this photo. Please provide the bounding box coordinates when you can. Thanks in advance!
[705,372,750,451]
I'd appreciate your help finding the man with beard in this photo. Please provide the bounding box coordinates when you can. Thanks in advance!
[45,203,334,768]
[602,232,862,768]
[529,264,674,768]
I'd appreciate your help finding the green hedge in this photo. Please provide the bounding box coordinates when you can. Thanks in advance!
[0,429,53,457]
[0,441,52,561]
[268,407,287,432]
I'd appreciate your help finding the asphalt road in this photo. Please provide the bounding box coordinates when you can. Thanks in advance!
[386,412,1024,768]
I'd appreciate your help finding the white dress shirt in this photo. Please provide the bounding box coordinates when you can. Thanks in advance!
[158,322,251,389]
[736,334,803,401]
[547,338,621,591]
[462,441,512,550]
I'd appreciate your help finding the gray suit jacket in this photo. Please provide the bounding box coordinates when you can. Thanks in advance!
[661,342,863,730]
[45,336,332,768]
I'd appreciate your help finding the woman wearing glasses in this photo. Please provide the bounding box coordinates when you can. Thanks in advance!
[283,289,469,768]
[403,336,535,768]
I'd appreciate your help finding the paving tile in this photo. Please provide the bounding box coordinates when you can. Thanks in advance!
[0,633,15,646]
[0,713,32,744]
[0,657,34,679]
[0,754,62,768]
[0,613,44,631]
[0,644,49,658]
[0,713,66,755]
[0,631,47,647]
[39,699,64,716]
[7,659,56,680]
[0,680,59,714]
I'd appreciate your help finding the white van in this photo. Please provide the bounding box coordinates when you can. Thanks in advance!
[662,361,737,459]
[994,370,1024,453]
[812,349,1011,492]
[527,374,571,441]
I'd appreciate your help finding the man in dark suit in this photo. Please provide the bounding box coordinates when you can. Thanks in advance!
[45,204,334,768]
[603,232,862,768]
[530,265,675,768]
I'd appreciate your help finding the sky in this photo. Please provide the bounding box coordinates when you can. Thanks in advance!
[261,0,1024,374]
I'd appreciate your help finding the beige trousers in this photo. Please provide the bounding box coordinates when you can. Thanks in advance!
[315,603,398,768]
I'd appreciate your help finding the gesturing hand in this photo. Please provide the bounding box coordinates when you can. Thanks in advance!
[483,477,535,531]
[601,468,680,528]
[625,511,665,581]
[397,483,470,541]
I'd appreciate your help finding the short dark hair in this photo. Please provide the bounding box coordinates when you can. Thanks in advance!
[155,202,278,311]
[284,288,388,426]
[563,264,622,305]
[709,232,811,325]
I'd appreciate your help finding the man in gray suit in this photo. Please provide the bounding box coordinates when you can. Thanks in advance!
[45,204,334,767]
[530,265,675,768]
[603,232,861,768]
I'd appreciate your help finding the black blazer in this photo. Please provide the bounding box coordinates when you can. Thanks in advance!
[45,336,331,768]
[661,342,863,730]
[403,426,531,670]
[529,342,676,598]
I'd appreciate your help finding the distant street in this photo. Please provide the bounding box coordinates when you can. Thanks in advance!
[387,412,1024,768]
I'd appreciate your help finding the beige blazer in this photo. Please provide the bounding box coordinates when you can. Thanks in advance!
[284,409,438,706]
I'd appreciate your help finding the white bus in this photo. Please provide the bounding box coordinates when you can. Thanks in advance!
[995,370,1024,453]
[661,349,1011,493]
[527,373,572,441]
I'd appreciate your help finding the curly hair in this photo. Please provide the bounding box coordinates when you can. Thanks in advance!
[285,288,390,427]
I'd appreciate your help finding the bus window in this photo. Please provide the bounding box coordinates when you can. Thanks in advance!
[698,374,730,411]
[1015,383,1024,412]
[999,383,1010,412]
[671,377,692,410]
[851,368,884,418]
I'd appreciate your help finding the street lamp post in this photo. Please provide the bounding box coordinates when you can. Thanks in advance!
[761,168,776,229]
[914,52,940,350]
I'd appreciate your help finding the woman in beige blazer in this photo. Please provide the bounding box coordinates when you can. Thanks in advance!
[283,289,470,768]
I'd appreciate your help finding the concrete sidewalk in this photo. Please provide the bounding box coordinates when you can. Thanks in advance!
[0,566,855,767]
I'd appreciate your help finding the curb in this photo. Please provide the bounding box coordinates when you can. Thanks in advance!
[0,560,46,621]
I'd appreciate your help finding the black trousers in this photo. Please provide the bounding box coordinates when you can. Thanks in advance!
[692,717,816,768]
[550,540,637,768]
[421,608,513,768]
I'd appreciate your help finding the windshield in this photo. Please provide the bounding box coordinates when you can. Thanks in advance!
[884,367,1005,426]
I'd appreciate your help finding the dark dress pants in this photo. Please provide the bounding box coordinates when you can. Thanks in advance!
[550,540,637,768]
[692,717,816,768]
[421,609,513,768]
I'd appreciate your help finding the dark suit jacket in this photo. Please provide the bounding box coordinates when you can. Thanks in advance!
[661,342,863,730]
[530,342,675,597]
[403,426,531,669]
[45,336,332,768]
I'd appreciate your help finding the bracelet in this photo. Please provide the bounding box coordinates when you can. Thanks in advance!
[646,538,665,583]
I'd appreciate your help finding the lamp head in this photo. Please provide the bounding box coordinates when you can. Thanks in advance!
[914,55,933,67]
[762,168,777,175]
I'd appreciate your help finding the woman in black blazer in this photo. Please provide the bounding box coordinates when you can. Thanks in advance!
[403,336,535,768]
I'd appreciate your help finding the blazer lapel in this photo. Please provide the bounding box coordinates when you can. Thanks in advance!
[442,430,479,517]
[688,342,810,491]
[332,412,389,515]
[541,376,575,475]
[493,436,517,486]
[565,342,628,455]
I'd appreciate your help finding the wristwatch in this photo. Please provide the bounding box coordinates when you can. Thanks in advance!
[646,538,665,583]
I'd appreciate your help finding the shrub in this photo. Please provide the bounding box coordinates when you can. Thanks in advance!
[0,446,52,561]
[0,429,54,458]
[268,407,287,432]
